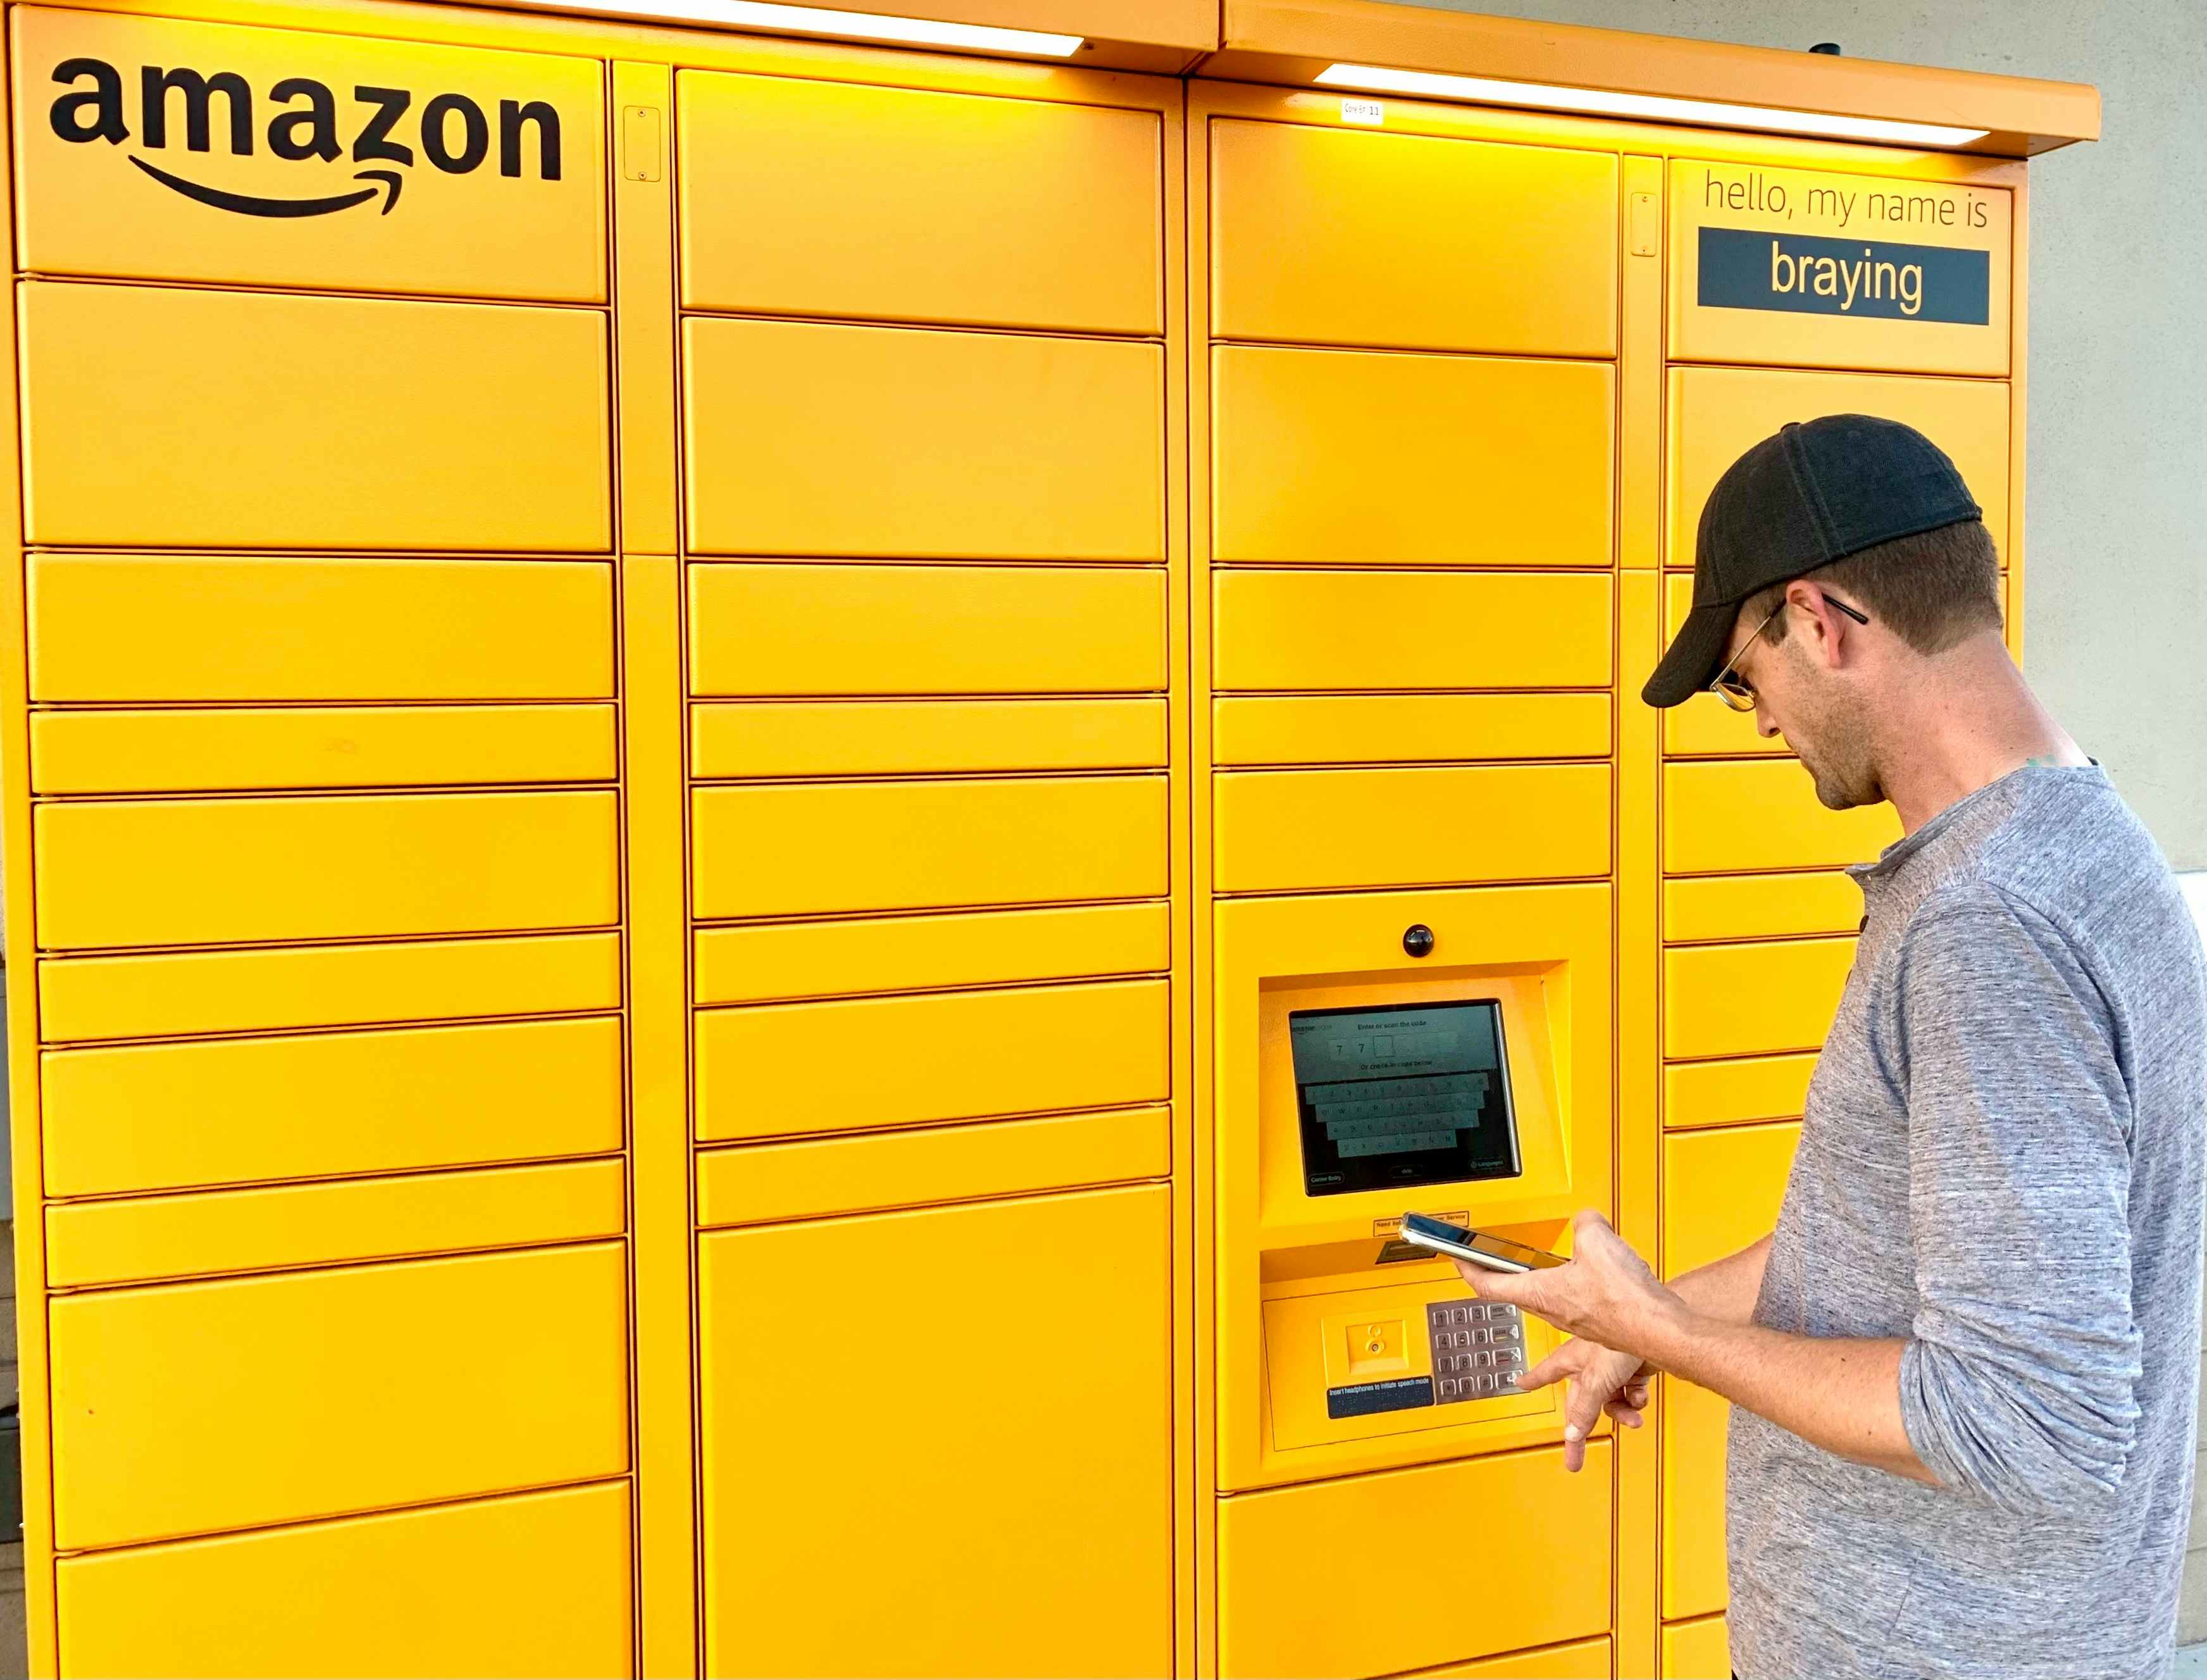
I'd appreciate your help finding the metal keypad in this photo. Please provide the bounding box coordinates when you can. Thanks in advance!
[1424,1298,1529,1404]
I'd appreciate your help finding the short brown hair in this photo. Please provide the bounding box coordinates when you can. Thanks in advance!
[1745,518,2003,655]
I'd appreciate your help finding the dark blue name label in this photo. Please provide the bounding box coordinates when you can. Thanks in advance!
[1326,1376,1433,1419]
[1698,226,1990,325]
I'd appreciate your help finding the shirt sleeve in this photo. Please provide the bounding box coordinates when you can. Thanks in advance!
[1894,885,2143,1517]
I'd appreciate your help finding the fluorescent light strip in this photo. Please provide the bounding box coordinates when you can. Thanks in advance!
[1315,63,1987,148]
[593,0,1083,56]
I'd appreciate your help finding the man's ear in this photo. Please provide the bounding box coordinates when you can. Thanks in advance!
[1786,579,1853,670]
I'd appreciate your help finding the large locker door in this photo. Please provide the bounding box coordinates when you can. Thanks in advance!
[699,1186,1174,1677]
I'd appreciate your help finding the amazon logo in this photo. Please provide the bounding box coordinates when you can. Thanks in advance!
[49,58,563,218]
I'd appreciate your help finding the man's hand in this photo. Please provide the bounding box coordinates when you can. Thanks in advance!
[1512,1336,1650,1471]
[1446,1210,1691,1467]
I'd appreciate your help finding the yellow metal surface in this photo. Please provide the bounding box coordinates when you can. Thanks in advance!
[31,704,615,794]
[57,1483,634,1680]
[1208,118,1617,354]
[692,775,1167,919]
[1663,759,1901,875]
[680,70,1162,333]
[695,978,1169,1140]
[43,1014,623,1196]
[683,316,1164,560]
[697,1105,1170,1226]
[694,901,1170,1007]
[1663,936,1856,1061]
[692,698,1166,778]
[20,282,612,552]
[1669,366,2011,569]
[1217,1443,1613,1677]
[35,788,619,949]
[13,8,607,300]
[37,930,620,1042]
[1664,1054,1819,1133]
[699,1186,1173,1676]
[688,562,1166,696]
[1214,762,1612,892]
[1416,1636,1613,1678]
[46,1159,626,1288]
[1663,870,1863,943]
[0,1,2058,1670]
[1213,570,1613,690]
[28,556,615,704]
[1662,1124,1801,1621]
[51,1241,629,1548]
[1214,693,1611,766]
[1212,345,1613,565]
[1660,1614,1729,1680]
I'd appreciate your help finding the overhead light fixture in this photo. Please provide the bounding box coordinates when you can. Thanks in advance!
[594,0,1083,56]
[1314,63,1987,148]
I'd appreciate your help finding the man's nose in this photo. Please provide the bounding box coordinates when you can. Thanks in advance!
[1754,702,1782,740]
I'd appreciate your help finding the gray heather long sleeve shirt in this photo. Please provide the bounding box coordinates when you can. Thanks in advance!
[1727,765,2207,1680]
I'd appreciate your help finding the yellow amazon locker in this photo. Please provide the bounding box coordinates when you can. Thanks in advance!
[0,0,2090,1674]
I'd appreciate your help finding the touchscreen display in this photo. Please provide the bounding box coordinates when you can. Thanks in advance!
[1288,1000,1519,1197]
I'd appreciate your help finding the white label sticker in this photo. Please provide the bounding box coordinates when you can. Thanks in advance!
[1341,98,1384,127]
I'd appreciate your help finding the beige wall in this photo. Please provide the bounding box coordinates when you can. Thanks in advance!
[1390,0,2207,869]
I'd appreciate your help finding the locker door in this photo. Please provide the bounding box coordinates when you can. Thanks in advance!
[699,1185,1172,1677]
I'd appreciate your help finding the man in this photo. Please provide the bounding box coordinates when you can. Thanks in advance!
[1459,415,2207,1679]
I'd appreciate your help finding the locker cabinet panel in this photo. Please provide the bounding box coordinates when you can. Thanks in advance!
[46,1159,626,1289]
[20,283,611,551]
[1662,1123,1800,1621]
[44,1016,622,1197]
[1661,1615,1730,1680]
[1212,345,1613,566]
[39,931,619,1043]
[28,556,614,704]
[694,902,1168,1008]
[34,789,619,950]
[684,317,1164,559]
[692,698,1165,778]
[51,1242,629,1549]
[1663,871,1862,944]
[1669,158,2011,376]
[1663,760,1900,876]
[1209,118,1617,355]
[58,1483,633,1680]
[1415,1636,1613,1679]
[1212,571,1613,691]
[697,1105,1169,1228]
[1668,365,2011,572]
[1214,694,1611,766]
[32,704,615,794]
[1214,763,1611,893]
[680,71,1160,334]
[688,563,1166,697]
[695,978,1168,1142]
[692,775,1167,919]
[12,8,606,302]
[1218,1442,1612,1677]
[1663,938,1854,1062]
[700,1186,1172,1677]
[1665,1054,1819,1133]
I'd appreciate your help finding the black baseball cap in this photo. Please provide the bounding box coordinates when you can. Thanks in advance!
[1642,414,1982,709]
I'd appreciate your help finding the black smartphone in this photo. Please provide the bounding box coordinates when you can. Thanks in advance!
[1399,1212,1566,1274]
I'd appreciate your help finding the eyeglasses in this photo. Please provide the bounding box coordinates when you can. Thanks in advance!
[1708,592,1870,712]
